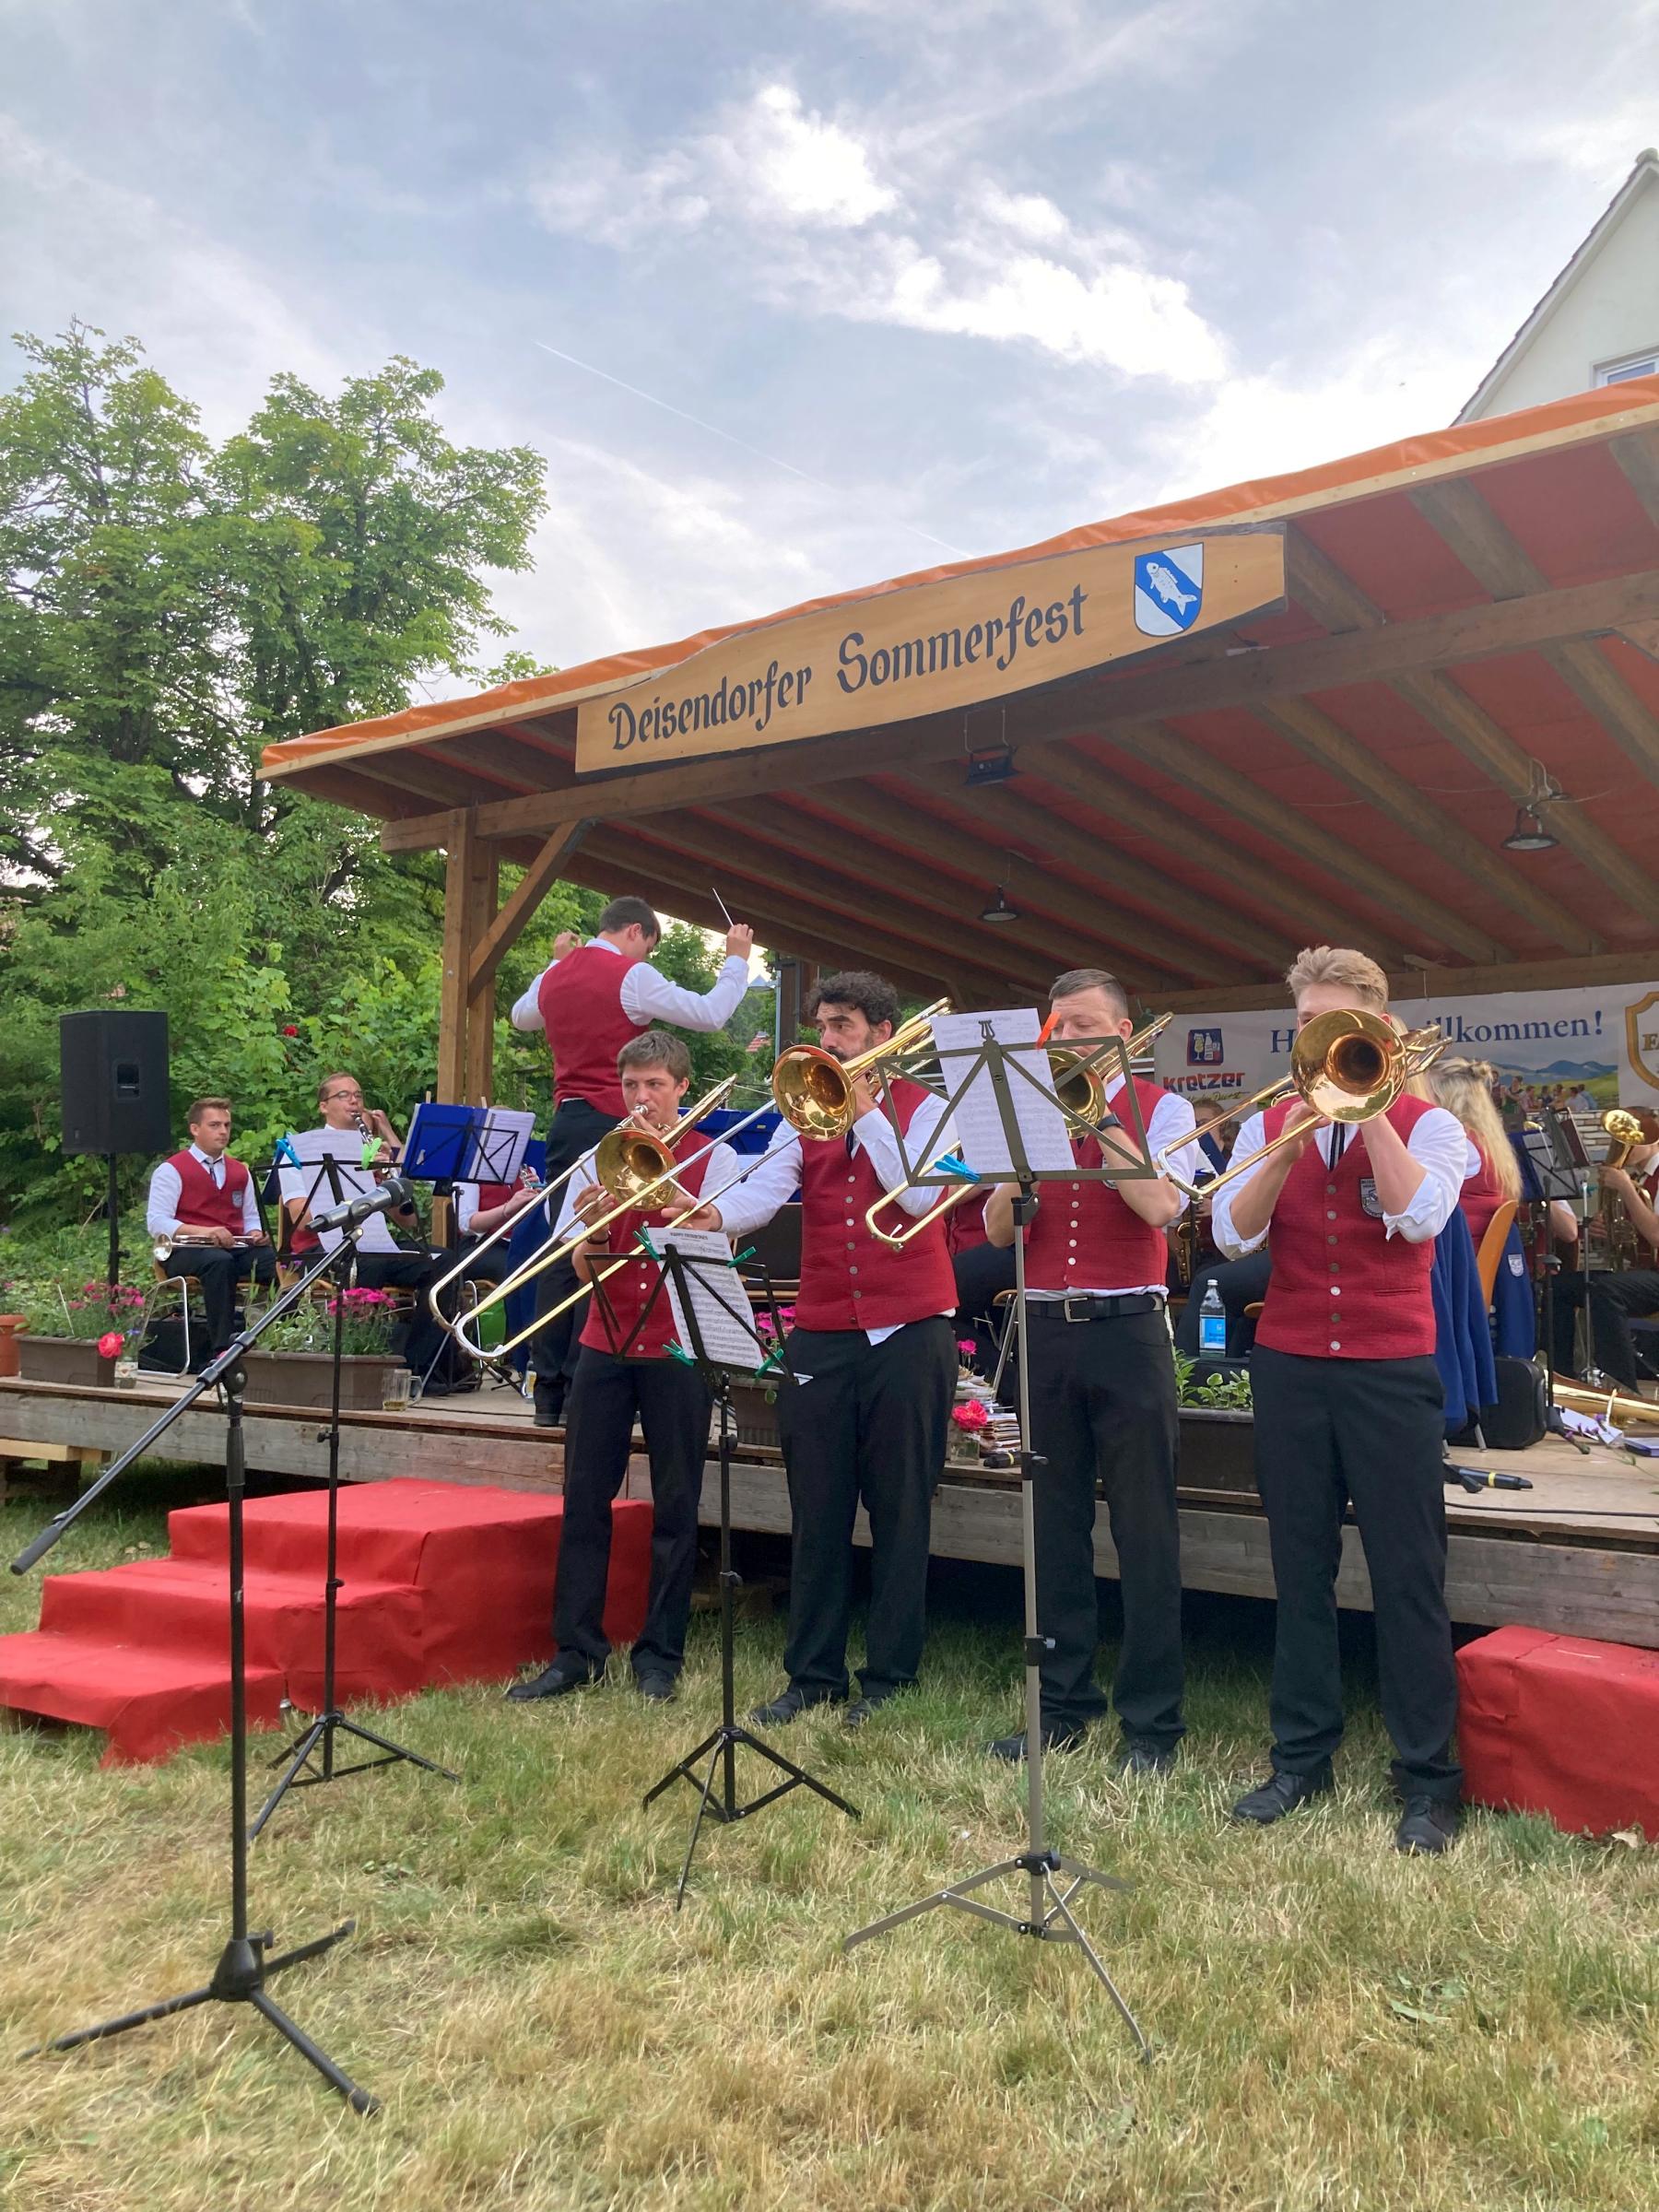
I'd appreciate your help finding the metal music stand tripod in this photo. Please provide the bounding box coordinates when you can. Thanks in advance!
[841,1020,1150,2058]
[250,1189,459,1839]
[639,1235,859,1906]
[10,1226,392,2112]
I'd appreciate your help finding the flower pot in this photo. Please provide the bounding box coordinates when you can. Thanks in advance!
[239,1350,405,1412]
[726,1379,781,1450]
[17,1335,119,1388]
[0,1314,27,1378]
[1177,1406,1257,1494]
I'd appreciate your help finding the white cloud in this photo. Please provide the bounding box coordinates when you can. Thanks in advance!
[712,85,898,228]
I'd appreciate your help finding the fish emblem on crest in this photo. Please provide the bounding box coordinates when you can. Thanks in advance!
[1133,544,1205,636]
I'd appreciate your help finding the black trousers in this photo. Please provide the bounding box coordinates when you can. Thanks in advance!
[953,1241,1018,1376]
[1550,1268,1659,1386]
[351,1251,454,1381]
[552,1345,711,1677]
[1173,1252,1273,1359]
[530,1099,620,1405]
[1252,1347,1461,1800]
[162,1246,276,1353]
[1028,1307,1184,1743]
[776,1317,956,1699]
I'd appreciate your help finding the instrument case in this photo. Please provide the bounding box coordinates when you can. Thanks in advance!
[1456,1624,1659,1839]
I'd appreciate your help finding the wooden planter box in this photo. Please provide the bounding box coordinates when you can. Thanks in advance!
[726,1380,782,1451]
[17,1335,118,1388]
[1177,1406,1257,1494]
[240,1350,403,1411]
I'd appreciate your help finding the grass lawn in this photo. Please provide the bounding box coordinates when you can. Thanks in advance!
[3,1464,1657,2212]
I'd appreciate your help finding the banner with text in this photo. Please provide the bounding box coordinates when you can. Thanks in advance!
[1152,982,1659,1112]
[574,527,1286,774]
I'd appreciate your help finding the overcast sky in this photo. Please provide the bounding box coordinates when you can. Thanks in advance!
[4,0,1656,679]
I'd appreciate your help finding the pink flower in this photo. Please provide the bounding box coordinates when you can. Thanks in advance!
[951,1399,990,1431]
[97,1330,124,1359]
[957,1339,978,1356]
[281,1024,300,1037]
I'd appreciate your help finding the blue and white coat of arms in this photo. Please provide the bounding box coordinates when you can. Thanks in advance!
[1133,543,1205,637]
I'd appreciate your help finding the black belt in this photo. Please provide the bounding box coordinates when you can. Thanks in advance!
[1028,1292,1163,1324]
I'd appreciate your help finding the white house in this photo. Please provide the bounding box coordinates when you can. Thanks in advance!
[1457,147,1659,422]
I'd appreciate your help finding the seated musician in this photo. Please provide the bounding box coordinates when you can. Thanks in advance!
[278,1071,461,1389]
[509,1030,778,1704]
[146,1097,275,1354]
[1551,1123,1659,1390]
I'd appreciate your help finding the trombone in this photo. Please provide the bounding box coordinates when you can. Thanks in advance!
[440,998,956,1354]
[1155,1008,1447,1201]
[865,1011,1173,1249]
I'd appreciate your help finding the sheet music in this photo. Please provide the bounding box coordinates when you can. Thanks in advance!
[656,1227,771,1375]
[929,1008,1074,1181]
[474,1107,536,1183]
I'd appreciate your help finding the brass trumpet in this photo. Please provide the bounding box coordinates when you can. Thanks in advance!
[1157,1008,1446,1201]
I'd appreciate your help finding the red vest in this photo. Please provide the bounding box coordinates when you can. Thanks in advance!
[794,1079,959,1333]
[1254,1095,1438,1360]
[1458,1145,1507,1253]
[947,1198,991,1255]
[579,1139,714,1360]
[538,944,645,1113]
[1021,1076,1174,1293]
[167,1150,249,1234]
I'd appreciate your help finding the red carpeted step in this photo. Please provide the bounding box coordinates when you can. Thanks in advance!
[38,1560,427,1703]
[0,1630,287,1763]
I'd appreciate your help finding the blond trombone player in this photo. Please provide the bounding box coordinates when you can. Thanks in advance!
[509,1031,780,1706]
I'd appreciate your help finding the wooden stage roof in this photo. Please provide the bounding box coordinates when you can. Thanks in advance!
[263,378,1659,1048]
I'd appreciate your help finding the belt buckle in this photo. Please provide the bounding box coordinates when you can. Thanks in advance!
[1063,1295,1095,1324]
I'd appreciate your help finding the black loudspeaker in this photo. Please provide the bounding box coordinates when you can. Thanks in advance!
[59,1010,172,1157]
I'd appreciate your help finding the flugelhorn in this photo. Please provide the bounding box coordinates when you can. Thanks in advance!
[1598,1106,1659,1227]
[1157,1009,1446,1201]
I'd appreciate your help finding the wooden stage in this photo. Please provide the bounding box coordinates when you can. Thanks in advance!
[5,1375,1658,1649]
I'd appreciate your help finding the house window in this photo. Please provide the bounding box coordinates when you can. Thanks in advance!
[1594,349,1659,386]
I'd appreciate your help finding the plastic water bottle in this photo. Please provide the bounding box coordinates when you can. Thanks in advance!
[1197,1280,1227,1359]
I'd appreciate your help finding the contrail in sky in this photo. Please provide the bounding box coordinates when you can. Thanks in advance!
[534,339,968,558]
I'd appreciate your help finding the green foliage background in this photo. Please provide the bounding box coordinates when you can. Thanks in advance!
[0,324,774,1247]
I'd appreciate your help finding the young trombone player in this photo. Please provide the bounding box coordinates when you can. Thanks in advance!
[509,1031,777,1705]
[1208,947,1467,1854]
[983,969,1198,1769]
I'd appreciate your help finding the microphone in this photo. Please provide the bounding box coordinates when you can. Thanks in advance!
[311,1173,415,1234]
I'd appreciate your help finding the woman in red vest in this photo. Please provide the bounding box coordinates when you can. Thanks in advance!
[1426,1056,1520,1250]
[510,897,755,1429]
[145,1097,273,1354]
[509,1031,779,1703]
[739,971,961,1731]
[984,969,1199,1769]
[1212,947,1468,1854]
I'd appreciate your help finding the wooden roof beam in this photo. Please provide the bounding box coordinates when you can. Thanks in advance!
[1411,477,1659,788]
[376,569,1659,852]
[1100,720,1505,964]
[1290,527,1659,934]
[1612,425,1659,533]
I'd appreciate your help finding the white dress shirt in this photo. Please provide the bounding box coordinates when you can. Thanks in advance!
[277,1130,405,1255]
[733,1091,960,1346]
[147,1145,262,1240]
[511,935,752,1036]
[1210,1106,1467,1260]
[1010,1077,1199,1302]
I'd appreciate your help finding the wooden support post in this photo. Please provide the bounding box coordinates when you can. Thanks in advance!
[437,810,476,1103]
[465,840,500,1106]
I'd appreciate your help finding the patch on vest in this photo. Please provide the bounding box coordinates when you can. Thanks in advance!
[1358,1177,1384,1219]
[1508,1253,1525,1277]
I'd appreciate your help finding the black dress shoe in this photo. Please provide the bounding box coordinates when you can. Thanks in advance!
[1395,1794,1461,1855]
[532,1380,563,1430]
[990,1721,1087,1761]
[747,1685,839,1727]
[506,1659,601,1702]
[1230,1766,1333,1824]
[842,1688,903,1729]
[1113,1735,1179,1777]
[636,1671,677,1703]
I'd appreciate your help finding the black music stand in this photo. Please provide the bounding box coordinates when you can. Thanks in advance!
[639,1233,859,1907]
[10,1229,389,2112]
[842,1018,1150,2058]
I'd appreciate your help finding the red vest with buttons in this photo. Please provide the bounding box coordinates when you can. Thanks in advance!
[794,1078,959,1333]
[1253,1094,1437,1360]
[537,945,646,1114]
[579,1139,714,1359]
[1458,1144,1507,1252]
[167,1150,250,1235]
[1021,1076,1175,1293]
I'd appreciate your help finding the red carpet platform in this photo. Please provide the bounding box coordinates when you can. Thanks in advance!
[0,1479,651,1764]
[1458,1625,1659,1841]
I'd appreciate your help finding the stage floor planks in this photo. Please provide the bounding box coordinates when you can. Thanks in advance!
[4,1375,1657,1648]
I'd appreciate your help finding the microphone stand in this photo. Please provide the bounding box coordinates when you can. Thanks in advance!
[250,1209,459,1841]
[10,1227,384,2112]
